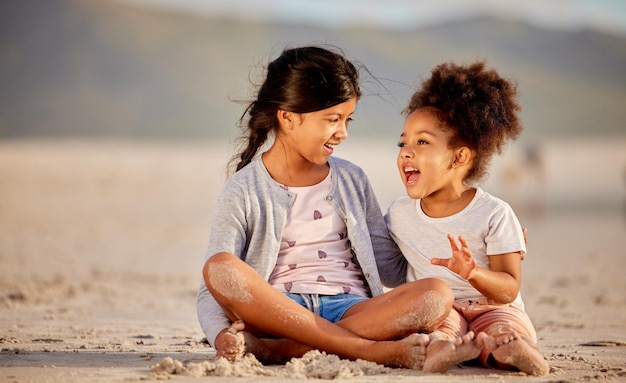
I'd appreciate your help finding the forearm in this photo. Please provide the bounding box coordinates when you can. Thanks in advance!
[197,281,231,346]
[467,267,520,304]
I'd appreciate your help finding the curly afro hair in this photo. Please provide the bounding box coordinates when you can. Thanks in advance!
[403,61,522,184]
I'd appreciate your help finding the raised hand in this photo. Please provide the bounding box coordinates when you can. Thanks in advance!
[430,234,477,280]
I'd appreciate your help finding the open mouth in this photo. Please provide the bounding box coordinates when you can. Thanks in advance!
[403,166,420,185]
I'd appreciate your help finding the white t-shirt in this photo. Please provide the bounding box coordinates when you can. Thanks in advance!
[385,187,527,309]
[269,171,368,297]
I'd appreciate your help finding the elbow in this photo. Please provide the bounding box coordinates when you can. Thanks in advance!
[494,285,520,304]
[490,272,521,304]
[498,294,517,305]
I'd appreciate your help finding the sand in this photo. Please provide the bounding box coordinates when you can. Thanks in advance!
[1,138,625,382]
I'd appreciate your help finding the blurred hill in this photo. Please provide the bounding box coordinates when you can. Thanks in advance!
[1,0,625,141]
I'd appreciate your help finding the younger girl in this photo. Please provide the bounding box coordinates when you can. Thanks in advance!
[196,45,465,369]
[386,61,549,375]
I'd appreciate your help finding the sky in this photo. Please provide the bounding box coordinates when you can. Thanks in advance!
[120,0,626,36]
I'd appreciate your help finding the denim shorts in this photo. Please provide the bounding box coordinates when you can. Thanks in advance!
[285,293,367,323]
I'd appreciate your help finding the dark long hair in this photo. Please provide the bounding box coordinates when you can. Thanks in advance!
[231,45,361,172]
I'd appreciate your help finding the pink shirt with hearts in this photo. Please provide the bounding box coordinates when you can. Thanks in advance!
[268,171,368,297]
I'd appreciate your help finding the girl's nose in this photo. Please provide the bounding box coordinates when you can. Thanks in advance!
[400,147,413,158]
[335,123,349,140]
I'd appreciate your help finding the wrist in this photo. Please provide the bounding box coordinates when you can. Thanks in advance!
[465,266,478,281]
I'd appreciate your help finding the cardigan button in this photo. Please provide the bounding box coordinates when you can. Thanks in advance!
[325,195,332,201]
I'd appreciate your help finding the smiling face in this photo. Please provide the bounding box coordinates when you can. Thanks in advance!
[285,97,357,166]
[397,108,459,200]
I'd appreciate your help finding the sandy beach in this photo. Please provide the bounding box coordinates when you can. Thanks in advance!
[1,139,625,382]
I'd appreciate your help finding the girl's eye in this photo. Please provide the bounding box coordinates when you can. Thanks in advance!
[397,140,426,148]
[330,117,353,123]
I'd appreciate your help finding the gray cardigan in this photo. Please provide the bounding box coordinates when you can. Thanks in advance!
[196,156,407,346]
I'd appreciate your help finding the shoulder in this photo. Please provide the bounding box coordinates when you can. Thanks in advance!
[329,156,366,177]
[230,159,263,180]
[224,159,270,189]
[472,188,520,227]
[473,188,513,213]
[328,157,370,192]
[386,196,417,223]
[388,196,415,212]
[217,160,266,200]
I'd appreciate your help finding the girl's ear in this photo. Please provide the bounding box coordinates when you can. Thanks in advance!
[452,146,473,168]
[276,110,296,131]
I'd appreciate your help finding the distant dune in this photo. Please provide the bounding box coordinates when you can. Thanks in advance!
[1,0,625,142]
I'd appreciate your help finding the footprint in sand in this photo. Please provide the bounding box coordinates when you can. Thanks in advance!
[578,341,626,347]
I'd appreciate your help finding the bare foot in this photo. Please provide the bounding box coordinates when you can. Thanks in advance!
[216,320,246,361]
[239,333,306,364]
[487,332,549,376]
[381,332,430,369]
[422,331,485,373]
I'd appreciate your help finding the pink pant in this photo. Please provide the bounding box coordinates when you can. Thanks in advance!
[437,298,538,367]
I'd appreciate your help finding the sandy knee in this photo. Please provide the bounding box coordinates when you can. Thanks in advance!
[437,281,454,307]
[417,283,454,332]
[203,253,253,303]
[422,278,454,310]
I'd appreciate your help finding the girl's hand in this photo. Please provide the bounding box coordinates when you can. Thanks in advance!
[215,320,246,361]
[431,234,477,280]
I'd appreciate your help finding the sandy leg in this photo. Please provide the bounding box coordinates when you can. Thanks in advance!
[484,332,549,376]
[422,331,486,373]
[241,335,299,364]
[248,331,431,369]
[221,325,431,369]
